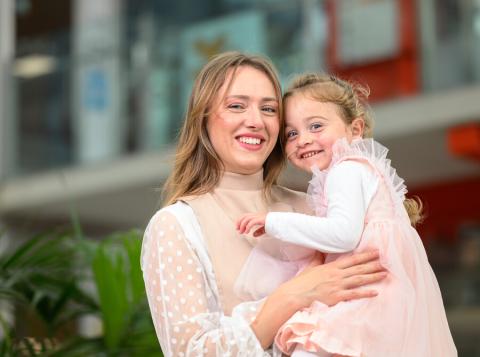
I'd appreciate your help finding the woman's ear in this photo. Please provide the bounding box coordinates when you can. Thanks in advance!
[351,117,365,138]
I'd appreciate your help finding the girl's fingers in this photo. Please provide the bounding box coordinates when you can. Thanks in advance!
[239,215,253,233]
[237,218,244,233]
[244,220,254,234]
[246,219,261,234]
[253,227,265,237]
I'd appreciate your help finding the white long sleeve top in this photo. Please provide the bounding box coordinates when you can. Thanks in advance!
[141,170,311,357]
[142,203,268,357]
[265,161,379,254]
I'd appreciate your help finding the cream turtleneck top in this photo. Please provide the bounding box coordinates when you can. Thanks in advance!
[141,170,311,357]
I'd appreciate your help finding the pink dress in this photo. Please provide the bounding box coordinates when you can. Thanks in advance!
[274,139,457,357]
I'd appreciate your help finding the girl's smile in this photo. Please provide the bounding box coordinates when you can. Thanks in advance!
[284,93,363,172]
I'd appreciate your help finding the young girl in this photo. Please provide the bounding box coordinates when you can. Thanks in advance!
[236,74,457,357]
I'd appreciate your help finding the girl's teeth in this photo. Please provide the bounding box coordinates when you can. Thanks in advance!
[302,151,320,158]
[239,137,261,145]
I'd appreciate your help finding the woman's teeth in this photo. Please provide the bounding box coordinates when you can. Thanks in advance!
[302,151,321,158]
[239,137,261,145]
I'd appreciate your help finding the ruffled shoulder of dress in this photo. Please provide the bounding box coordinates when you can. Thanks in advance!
[306,165,329,216]
[307,138,407,216]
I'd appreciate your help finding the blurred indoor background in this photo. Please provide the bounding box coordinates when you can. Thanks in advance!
[0,0,479,355]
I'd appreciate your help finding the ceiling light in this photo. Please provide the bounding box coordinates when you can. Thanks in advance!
[14,54,57,79]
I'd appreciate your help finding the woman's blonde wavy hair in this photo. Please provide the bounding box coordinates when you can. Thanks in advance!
[283,73,423,225]
[163,52,285,206]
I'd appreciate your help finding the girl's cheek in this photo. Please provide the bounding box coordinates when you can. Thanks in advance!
[285,143,296,159]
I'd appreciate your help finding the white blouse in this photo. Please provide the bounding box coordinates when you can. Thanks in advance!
[141,202,270,357]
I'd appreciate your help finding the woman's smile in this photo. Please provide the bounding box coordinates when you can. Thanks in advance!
[237,134,265,150]
[207,66,280,174]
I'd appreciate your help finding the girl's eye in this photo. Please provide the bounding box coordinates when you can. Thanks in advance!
[286,130,297,139]
[310,123,322,131]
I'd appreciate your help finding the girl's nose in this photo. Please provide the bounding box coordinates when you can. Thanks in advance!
[297,132,313,147]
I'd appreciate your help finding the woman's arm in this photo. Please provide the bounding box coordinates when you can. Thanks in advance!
[142,208,385,355]
[141,209,269,356]
[251,250,386,349]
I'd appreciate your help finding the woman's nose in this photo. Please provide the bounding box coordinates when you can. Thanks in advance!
[244,108,265,129]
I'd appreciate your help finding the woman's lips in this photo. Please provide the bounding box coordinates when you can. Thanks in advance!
[236,135,265,151]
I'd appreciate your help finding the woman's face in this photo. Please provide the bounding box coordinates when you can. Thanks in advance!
[207,66,280,175]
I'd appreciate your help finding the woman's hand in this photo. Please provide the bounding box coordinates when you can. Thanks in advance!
[251,250,386,349]
[283,250,387,307]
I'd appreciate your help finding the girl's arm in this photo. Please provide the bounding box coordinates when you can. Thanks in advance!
[265,161,378,253]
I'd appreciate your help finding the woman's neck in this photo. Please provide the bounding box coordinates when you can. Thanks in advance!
[217,170,264,190]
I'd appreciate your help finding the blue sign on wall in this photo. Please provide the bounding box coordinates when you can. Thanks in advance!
[83,67,109,112]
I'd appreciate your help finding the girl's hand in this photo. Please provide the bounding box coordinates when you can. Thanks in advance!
[236,212,268,237]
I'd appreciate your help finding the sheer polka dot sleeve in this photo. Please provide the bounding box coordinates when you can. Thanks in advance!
[141,207,270,356]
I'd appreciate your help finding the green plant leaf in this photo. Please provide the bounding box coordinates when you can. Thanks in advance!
[92,243,129,351]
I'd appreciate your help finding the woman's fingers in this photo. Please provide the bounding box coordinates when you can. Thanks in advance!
[343,271,387,290]
[335,250,380,270]
[342,260,385,279]
[335,288,379,303]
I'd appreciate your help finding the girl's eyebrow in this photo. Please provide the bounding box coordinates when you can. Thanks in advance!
[285,122,296,129]
[304,115,328,121]
[285,115,327,128]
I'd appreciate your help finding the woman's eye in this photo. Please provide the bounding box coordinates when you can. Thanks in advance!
[228,103,245,111]
[286,130,297,139]
[262,106,277,114]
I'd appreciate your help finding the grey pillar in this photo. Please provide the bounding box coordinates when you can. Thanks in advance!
[416,0,438,91]
[72,0,126,163]
[302,0,328,72]
[0,0,15,180]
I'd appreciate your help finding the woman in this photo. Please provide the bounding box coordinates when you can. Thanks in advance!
[141,52,386,356]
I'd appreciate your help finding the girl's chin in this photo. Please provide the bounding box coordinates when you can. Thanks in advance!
[292,159,329,172]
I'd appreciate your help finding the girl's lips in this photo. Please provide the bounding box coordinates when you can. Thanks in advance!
[300,150,323,159]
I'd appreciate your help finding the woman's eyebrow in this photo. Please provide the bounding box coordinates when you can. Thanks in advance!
[225,95,249,100]
[225,95,278,102]
[261,97,278,102]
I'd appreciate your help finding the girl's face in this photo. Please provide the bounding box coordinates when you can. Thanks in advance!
[207,66,280,175]
[284,93,363,173]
